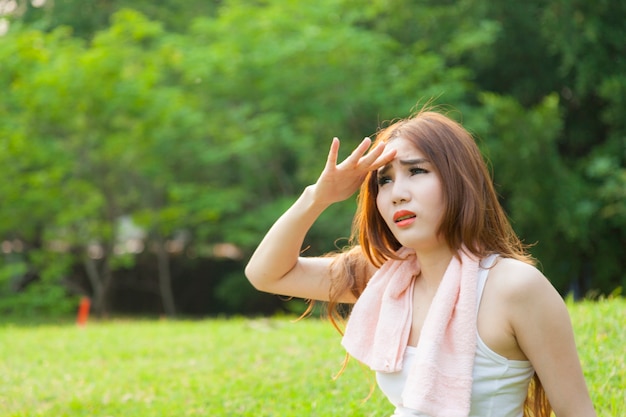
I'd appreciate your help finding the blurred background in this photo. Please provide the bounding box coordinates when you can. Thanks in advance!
[0,0,624,319]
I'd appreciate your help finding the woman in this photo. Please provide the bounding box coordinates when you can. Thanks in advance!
[245,109,596,417]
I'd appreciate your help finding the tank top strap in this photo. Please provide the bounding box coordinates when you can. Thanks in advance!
[476,254,499,317]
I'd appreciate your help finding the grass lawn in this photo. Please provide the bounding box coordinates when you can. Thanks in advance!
[0,297,624,416]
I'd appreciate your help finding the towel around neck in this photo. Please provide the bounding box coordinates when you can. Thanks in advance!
[341,246,480,417]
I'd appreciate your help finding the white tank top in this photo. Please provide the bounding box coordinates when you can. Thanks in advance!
[376,255,535,417]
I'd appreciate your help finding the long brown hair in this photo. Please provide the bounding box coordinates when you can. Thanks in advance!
[355,110,533,267]
[323,109,551,417]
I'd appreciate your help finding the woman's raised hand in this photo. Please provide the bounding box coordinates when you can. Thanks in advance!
[245,136,395,301]
[311,137,396,206]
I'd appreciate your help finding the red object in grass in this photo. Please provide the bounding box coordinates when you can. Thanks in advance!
[77,297,91,326]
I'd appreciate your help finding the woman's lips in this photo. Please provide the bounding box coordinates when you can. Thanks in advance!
[393,210,416,227]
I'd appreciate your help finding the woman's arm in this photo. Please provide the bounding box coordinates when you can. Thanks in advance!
[244,137,394,303]
[507,265,597,416]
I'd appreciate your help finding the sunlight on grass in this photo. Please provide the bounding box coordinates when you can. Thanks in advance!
[0,317,387,416]
[568,297,626,417]
[0,298,624,416]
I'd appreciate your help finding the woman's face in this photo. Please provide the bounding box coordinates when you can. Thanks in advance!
[375,137,447,252]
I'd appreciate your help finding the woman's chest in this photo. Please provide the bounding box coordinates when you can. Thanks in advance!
[407,283,434,347]
[407,278,525,361]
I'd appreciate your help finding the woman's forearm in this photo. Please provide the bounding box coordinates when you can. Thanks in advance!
[244,137,393,295]
[244,185,330,290]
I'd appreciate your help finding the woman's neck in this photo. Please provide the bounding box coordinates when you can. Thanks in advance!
[413,245,455,291]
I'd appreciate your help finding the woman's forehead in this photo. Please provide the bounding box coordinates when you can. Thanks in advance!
[377,137,431,176]
[384,136,426,159]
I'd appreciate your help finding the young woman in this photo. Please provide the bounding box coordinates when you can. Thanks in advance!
[245,110,596,417]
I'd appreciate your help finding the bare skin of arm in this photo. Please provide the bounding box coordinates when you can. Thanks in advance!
[488,260,597,417]
[244,137,395,303]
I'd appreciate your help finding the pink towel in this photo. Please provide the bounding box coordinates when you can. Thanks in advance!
[341,247,479,417]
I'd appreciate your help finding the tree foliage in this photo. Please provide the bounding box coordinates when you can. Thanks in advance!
[0,0,623,317]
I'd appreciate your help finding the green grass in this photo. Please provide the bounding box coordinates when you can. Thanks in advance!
[0,298,623,417]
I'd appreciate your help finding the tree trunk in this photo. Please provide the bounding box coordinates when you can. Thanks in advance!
[83,254,113,317]
[155,236,177,317]
[83,256,104,316]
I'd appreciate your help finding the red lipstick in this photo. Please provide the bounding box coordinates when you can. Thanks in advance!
[393,210,416,227]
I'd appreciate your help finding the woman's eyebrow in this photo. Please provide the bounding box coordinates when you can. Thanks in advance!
[377,158,430,176]
[378,158,430,174]
[399,158,429,166]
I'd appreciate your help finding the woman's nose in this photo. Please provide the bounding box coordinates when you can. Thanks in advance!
[391,178,411,205]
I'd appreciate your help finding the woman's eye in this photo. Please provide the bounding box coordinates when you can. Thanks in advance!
[410,167,428,175]
[377,176,391,186]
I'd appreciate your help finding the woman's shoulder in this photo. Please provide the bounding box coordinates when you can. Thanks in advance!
[484,256,567,346]
[487,256,554,303]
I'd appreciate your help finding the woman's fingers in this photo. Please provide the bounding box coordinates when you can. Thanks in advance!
[358,141,393,170]
[315,136,396,204]
[337,137,370,167]
[325,137,340,169]
[370,143,397,170]
[347,139,396,172]
[353,137,374,162]
[327,136,396,174]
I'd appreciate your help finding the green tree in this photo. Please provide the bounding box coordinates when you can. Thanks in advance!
[465,0,626,294]
[16,0,220,37]
[181,0,473,250]
[3,0,622,317]
[0,11,216,316]
[0,27,85,316]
